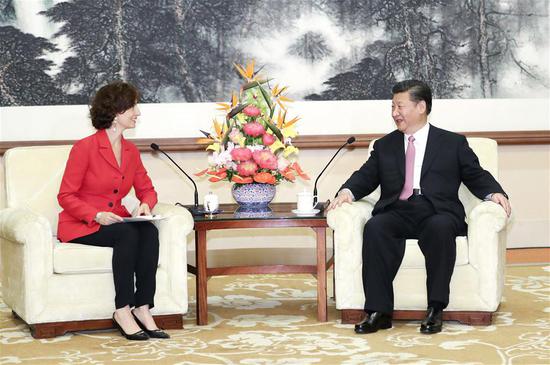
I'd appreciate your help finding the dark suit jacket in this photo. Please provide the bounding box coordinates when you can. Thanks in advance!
[57,129,158,242]
[341,125,506,229]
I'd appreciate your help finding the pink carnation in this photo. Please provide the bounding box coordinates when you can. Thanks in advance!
[262,133,276,146]
[243,105,261,117]
[253,149,278,170]
[242,122,265,137]
[237,160,258,176]
[231,147,252,162]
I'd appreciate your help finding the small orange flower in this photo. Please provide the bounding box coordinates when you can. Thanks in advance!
[291,162,310,180]
[281,168,296,181]
[253,171,276,184]
[208,170,226,182]
[231,175,254,184]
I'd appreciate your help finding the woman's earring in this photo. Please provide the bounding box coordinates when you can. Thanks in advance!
[112,119,117,132]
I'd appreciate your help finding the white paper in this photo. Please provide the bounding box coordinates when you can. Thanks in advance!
[122,215,165,223]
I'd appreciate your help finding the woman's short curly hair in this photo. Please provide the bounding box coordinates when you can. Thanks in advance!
[90,81,140,129]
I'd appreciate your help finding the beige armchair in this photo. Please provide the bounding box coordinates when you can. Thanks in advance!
[0,145,193,338]
[327,137,509,325]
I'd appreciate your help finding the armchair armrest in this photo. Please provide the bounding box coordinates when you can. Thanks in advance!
[327,199,374,230]
[0,207,54,319]
[152,202,194,267]
[152,202,194,236]
[327,200,375,309]
[467,201,508,268]
[0,207,52,244]
[151,203,193,313]
[466,200,509,308]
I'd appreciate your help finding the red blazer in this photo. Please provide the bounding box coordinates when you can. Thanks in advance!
[57,129,158,242]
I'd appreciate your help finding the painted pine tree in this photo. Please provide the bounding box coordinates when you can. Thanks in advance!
[0,26,65,106]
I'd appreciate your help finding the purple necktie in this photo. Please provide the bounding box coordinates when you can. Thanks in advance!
[399,135,415,200]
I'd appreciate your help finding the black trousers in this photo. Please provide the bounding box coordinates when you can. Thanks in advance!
[362,196,464,314]
[72,222,160,309]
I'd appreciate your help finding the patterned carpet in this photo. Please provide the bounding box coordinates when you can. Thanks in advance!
[1,265,549,364]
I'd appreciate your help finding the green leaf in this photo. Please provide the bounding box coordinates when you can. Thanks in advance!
[257,84,274,116]
[227,103,249,119]
[264,118,284,141]
[242,78,273,90]
[221,120,234,146]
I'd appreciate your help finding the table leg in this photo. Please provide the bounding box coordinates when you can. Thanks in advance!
[195,230,208,325]
[315,227,328,321]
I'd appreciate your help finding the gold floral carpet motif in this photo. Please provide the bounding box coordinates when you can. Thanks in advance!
[1,266,549,364]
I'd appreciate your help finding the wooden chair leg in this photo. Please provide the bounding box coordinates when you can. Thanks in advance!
[341,309,493,325]
[12,312,184,339]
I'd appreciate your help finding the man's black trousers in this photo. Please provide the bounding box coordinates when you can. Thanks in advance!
[362,195,464,314]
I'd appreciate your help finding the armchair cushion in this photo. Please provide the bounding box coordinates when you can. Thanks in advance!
[402,237,469,268]
[53,241,113,274]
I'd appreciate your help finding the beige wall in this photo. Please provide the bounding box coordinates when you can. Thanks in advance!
[498,144,550,248]
[2,143,546,254]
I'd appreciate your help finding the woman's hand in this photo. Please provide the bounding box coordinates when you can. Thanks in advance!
[136,203,151,217]
[95,212,123,225]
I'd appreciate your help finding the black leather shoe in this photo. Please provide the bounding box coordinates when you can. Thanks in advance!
[132,311,170,339]
[112,314,149,340]
[354,312,392,334]
[420,307,443,334]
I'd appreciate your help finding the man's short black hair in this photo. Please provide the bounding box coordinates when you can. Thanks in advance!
[392,80,432,115]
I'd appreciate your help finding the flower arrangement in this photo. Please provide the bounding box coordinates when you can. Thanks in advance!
[196,61,309,185]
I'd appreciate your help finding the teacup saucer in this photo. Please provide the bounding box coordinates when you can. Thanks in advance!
[204,208,222,215]
[291,208,320,216]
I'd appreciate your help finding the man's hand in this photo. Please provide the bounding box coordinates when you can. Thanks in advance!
[136,203,151,217]
[327,190,354,211]
[95,212,123,225]
[490,193,511,217]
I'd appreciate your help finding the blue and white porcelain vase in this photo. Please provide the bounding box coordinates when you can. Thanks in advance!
[231,183,276,210]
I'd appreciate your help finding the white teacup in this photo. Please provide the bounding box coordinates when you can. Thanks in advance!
[203,192,219,212]
[297,191,317,212]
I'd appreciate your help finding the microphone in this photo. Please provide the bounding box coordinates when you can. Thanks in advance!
[150,143,206,216]
[313,136,356,211]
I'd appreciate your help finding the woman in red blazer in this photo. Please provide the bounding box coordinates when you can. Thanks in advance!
[58,81,168,341]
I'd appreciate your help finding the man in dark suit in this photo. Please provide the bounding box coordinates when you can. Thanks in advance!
[328,80,511,334]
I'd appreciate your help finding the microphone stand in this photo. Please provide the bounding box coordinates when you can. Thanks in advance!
[150,144,206,216]
[313,137,355,211]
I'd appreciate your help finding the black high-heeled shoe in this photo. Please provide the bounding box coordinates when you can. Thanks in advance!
[112,313,149,341]
[132,311,170,339]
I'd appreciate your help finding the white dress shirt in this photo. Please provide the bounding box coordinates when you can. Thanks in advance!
[404,122,430,190]
[339,122,430,201]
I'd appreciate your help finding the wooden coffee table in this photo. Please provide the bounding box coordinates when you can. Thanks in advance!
[187,202,330,325]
